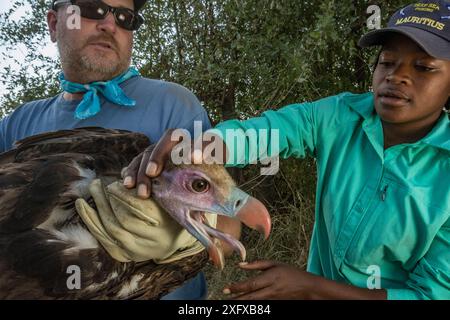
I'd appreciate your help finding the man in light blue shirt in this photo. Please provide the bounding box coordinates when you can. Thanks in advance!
[0,0,240,300]
[0,76,211,152]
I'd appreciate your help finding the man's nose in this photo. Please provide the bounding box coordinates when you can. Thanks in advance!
[97,12,117,34]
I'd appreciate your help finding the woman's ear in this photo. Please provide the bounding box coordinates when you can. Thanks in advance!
[47,10,58,43]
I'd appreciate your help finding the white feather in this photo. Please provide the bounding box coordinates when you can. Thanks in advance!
[117,274,145,298]
[37,163,96,231]
[57,225,99,250]
[70,163,96,198]
[37,207,74,231]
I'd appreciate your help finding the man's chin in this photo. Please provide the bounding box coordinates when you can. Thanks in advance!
[79,58,126,80]
[58,44,131,83]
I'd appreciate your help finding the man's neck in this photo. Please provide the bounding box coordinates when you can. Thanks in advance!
[63,92,85,101]
[61,71,119,101]
[60,66,132,101]
[62,66,127,84]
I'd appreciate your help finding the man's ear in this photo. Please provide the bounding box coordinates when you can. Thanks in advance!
[47,10,58,43]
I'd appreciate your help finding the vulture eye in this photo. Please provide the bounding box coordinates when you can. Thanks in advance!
[191,179,209,193]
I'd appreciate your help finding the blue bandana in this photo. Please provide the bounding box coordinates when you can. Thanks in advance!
[59,67,140,120]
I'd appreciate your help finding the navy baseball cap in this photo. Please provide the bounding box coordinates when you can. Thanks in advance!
[359,0,450,60]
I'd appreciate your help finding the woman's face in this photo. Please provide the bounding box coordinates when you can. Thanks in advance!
[372,33,450,129]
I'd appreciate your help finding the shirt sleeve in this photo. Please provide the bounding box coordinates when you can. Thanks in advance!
[159,81,212,135]
[211,101,318,167]
[0,102,30,153]
[387,219,450,300]
[0,115,9,153]
[181,109,212,134]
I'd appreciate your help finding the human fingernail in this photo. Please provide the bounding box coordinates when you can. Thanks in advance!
[223,288,231,295]
[123,176,132,187]
[239,262,248,267]
[146,162,157,176]
[138,184,148,197]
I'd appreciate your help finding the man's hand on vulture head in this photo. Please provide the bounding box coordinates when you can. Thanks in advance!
[122,129,272,269]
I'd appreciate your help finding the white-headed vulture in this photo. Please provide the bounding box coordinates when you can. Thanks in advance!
[0,127,271,299]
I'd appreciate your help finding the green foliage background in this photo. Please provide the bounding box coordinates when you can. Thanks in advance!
[0,0,411,298]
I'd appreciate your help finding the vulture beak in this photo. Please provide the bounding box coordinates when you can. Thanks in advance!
[185,187,271,269]
[235,196,271,240]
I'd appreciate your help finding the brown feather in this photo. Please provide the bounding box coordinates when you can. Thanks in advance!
[0,127,209,300]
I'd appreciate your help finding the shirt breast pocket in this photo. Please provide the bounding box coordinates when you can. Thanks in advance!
[345,179,448,271]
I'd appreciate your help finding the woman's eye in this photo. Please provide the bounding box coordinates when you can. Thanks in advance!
[379,61,394,67]
[191,179,210,193]
[416,65,435,72]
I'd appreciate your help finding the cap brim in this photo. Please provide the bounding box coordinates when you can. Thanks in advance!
[358,26,450,61]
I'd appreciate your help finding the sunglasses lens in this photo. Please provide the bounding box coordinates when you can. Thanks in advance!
[114,8,137,30]
[75,0,108,19]
[72,0,143,31]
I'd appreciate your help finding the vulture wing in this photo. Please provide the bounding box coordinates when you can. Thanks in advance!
[0,127,207,299]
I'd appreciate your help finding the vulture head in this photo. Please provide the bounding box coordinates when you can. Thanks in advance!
[0,127,271,299]
[147,162,271,269]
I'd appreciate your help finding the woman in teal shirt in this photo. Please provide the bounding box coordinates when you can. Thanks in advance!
[124,1,450,299]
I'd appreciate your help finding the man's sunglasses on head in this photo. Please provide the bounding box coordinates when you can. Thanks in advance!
[52,0,144,31]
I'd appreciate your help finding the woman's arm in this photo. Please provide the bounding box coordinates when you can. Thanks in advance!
[211,101,318,167]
